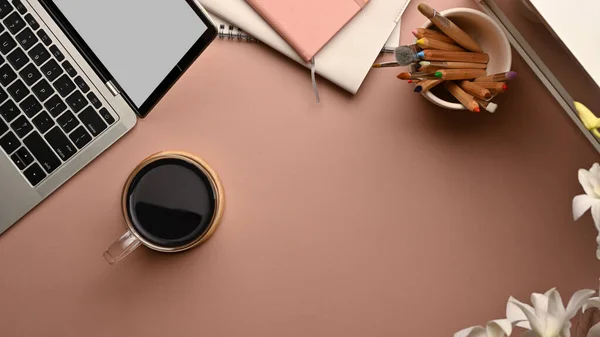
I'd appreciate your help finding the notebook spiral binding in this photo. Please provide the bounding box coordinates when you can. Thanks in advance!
[218,24,258,42]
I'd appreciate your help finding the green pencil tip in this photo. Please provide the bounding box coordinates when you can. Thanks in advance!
[434,72,442,78]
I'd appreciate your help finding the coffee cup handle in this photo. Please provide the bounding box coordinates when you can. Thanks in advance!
[103,230,142,265]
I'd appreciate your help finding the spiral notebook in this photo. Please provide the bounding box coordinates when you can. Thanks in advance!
[202,0,410,94]
[212,14,400,52]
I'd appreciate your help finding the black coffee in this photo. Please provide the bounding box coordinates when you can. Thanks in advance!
[126,158,217,248]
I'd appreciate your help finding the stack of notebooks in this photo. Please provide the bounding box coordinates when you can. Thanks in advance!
[200,0,412,95]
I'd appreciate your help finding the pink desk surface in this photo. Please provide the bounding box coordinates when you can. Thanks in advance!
[1,1,599,336]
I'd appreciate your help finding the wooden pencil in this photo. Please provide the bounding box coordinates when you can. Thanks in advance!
[473,71,518,82]
[458,81,492,100]
[444,81,480,112]
[416,38,466,52]
[418,65,442,73]
[419,61,487,69]
[397,71,437,80]
[434,69,487,81]
[474,81,508,93]
[417,3,483,52]
[412,28,457,44]
[414,79,443,93]
[474,97,498,113]
[417,50,489,63]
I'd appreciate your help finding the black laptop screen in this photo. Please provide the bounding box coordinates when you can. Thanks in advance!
[45,0,211,114]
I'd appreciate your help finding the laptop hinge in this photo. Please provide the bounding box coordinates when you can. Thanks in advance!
[105,80,120,96]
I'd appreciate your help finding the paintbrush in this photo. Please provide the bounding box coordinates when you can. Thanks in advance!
[397,71,438,80]
[372,61,400,68]
[393,44,421,66]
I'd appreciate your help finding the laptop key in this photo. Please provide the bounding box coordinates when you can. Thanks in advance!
[4,11,24,34]
[16,27,36,50]
[23,162,46,185]
[86,92,101,109]
[53,74,74,97]
[19,94,41,117]
[23,162,45,185]
[28,43,49,66]
[99,108,114,125]
[44,94,66,117]
[0,32,15,54]
[7,47,27,70]
[12,1,25,14]
[19,63,40,85]
[0,130,19,154]
[0,113,7,134]
[0,86,8,104]
[7,79,28,102]
[73,76,90,93]
[44,126,75,161]
[32,110,53,134]
[68,125,91,149]
[78,106,105,136]
[56,110,78,133]
[62,60,76,77]
[0,99,17,122]
[23,131,59,173]
[36,29,50,46]
[66,90,87,113]
[0,63,15,85]
[10,115,31,138]
[10,151,25,169]
[40,59,62,82]
[15,146,31,165]
[0,1,12,20]
[49,45,64,61]
[24,14,38,30]
[32,78,53,101]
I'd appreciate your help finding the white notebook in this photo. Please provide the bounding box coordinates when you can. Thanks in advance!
[200,0,411,94]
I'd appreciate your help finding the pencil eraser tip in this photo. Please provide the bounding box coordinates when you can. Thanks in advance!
[502,84,508,91]
[434,72,442,78]
[417,51,425,59]
[416,38,424,45]
[414,86,423,93]
[506,71,518,80]
[412,29,418,37]
[474,107,481,113]
[408,80,413,83]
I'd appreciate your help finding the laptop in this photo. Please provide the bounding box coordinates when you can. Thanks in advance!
[0,0,217,234]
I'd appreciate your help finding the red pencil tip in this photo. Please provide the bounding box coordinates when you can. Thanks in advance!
[473,107,481,113]
[408,80,413,83]
[502,84,508,91]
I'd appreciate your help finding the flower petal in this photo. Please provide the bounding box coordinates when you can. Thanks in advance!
[562,321,571,337]
[588,323,600,337]
[566,289,596,318]
[486,319,513,337]
[542,312,563,337]
[522,330,538,337]
[532,292,549,317]
[511,298,544,336]
[507,297,529,323]
[574,195,597,221]
[584,298,600,312]
[547,288,566,318]
[580,169,595,196]
[590,164,600,189]
[455,326,487,337]
[592,203,600,231]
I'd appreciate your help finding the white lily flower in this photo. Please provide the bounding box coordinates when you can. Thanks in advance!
[572,163,600,259]
[454,319,513,337]
[506,288,596,337]
[582,291,600,337]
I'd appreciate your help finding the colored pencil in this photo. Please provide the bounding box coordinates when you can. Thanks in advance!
[414,79,443,93]
[459,81,492,100]
[419,61,487,69]
[372,61,400,68]
[444,81,480,112]
[397,71,437,80]
[416,38,466,52]
[417,50,489,63]
[418,65,442,73]
[434,69,487,80]
[474,81,508,93]
[412,28,456,44]
[473,71,518,82]
[417,3,483,52]
[474,97,498,113]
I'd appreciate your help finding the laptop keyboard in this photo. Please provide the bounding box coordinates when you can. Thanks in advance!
[0,0,118,187]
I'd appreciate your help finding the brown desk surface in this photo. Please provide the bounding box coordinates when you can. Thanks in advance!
[0,0,598,336]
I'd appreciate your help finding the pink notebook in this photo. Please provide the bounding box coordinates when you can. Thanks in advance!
[245,0,370,62]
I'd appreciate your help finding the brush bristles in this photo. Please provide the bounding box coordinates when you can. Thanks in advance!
[394,45,419,66]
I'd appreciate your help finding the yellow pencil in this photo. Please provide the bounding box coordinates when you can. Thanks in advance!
[416,38,466,52]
